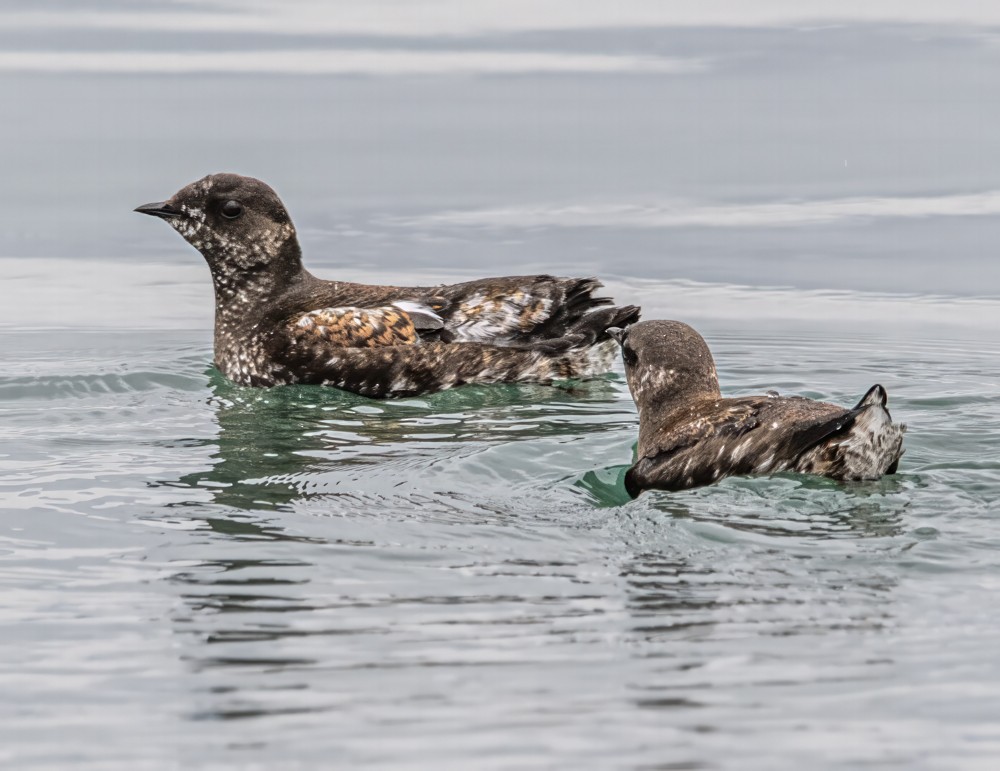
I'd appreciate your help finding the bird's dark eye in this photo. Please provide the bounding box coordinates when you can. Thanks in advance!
[622,345,638,367]
[221,200,243,219]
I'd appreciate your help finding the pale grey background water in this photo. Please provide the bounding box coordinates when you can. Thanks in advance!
[2,3,1000,769]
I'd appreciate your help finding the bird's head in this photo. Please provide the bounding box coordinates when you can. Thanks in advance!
[609,320,721,409]
[135,173,300,278]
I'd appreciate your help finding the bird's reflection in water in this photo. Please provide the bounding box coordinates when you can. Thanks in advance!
[615,508,900,719]
[155,373,634,720]
[581,457,909,717]
[169,371,626,512]
[580,458,909,540]
[154,371,909,724]
[650,474,909,540]
[169,553,334,722]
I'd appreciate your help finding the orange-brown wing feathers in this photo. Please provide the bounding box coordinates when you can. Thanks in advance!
[290,302,442,349]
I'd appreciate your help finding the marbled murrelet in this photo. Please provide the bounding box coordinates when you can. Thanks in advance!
[135,173,640,397]
[609,320,906,496]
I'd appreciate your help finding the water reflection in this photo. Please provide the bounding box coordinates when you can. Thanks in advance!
[169,372,627,513]
[580,461,909,539]
[150,373,638,721]
[617,530,898,723]
[167,546,330,719]
[647,479,909,541]
[150,350,911,733]
[621,543,896,630]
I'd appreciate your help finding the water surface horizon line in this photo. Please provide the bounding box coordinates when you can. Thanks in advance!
[615,277,1000,334]
[8,3,1000,37]
[397,191,1000,230]
[0,49,707,76]
[2,257,998,333]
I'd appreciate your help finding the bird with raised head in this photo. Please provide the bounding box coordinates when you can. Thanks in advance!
[609,320,906,497]
[135,173,640,397]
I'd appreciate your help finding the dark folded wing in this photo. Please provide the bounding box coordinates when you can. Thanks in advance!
[628,396,852,495]
[636,399,763,460]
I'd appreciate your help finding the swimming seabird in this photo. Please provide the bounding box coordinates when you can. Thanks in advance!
[609,320,906,496]
[135,173,640,397]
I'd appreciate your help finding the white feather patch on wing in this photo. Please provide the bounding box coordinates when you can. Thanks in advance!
[391,301,444,330]
[558,339,617,379]
[446,292,554,342]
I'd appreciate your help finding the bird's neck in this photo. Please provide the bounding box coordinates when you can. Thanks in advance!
[209,239,309,345]
[632,373,722,455]
[209,238,304,301]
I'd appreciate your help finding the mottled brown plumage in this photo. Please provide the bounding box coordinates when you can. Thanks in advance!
[293,305,422,348]
[135,173,640,396]
[610,321,906,497]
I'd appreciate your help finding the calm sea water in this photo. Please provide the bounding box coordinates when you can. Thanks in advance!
[2,3,1000,769]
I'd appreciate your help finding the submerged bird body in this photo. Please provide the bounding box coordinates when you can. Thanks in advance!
[135,174,639,397]
[610,321,906,496]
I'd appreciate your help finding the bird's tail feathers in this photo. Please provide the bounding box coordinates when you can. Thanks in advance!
[528,305,642,354]
[854,383,889,410]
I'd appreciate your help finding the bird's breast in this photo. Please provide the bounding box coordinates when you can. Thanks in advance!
[213,325,284,387]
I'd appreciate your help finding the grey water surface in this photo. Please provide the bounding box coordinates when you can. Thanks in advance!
[2,3,1000,769]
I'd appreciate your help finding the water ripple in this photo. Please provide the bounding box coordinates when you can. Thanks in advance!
[2,318,999,769]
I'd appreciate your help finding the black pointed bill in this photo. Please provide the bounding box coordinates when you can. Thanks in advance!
[607,326,630,346]
[134,201,181,219]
